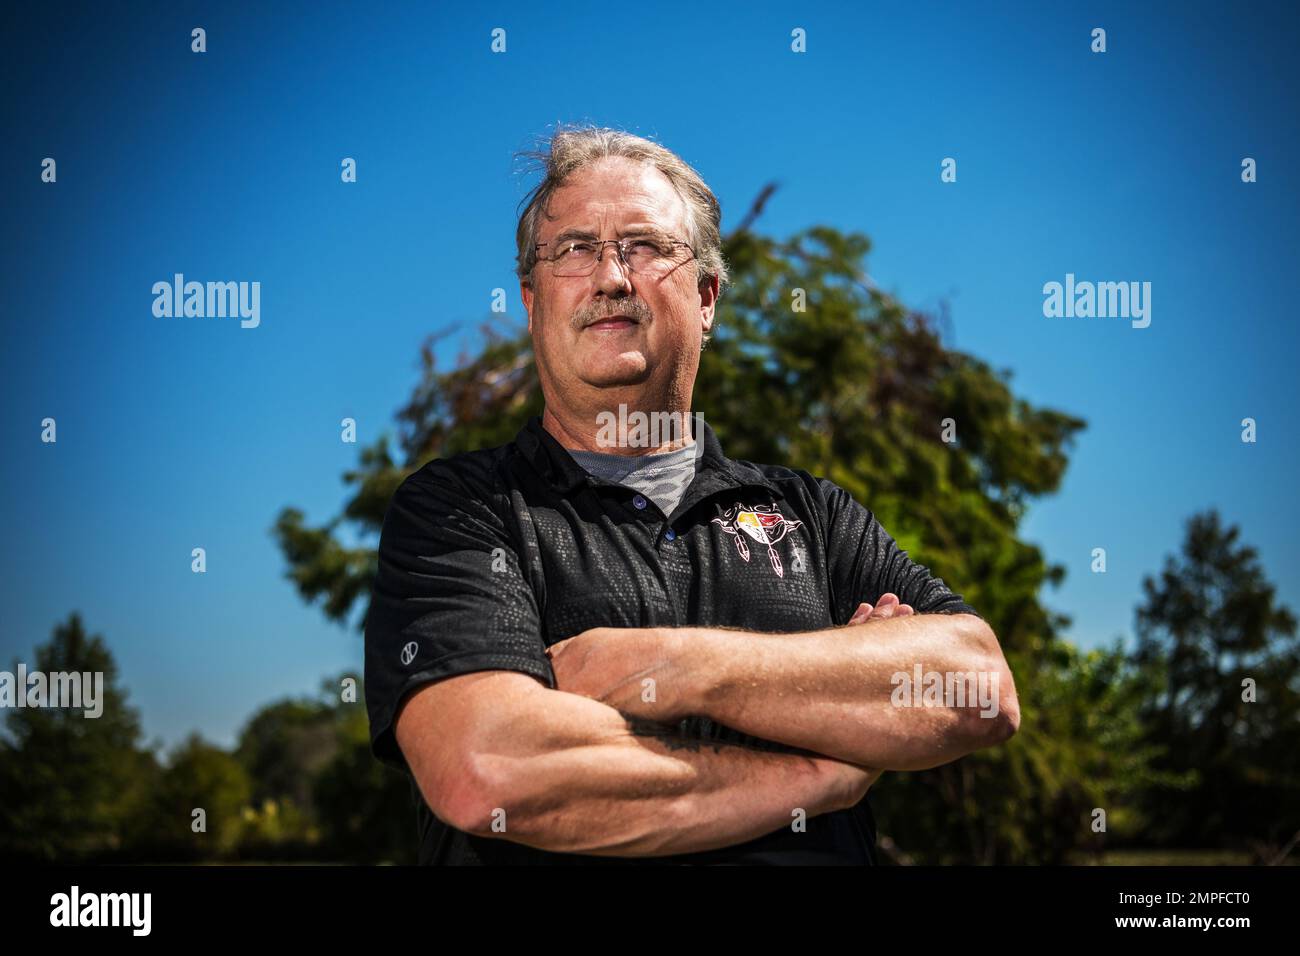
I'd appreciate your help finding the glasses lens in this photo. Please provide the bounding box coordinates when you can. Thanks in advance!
[551,239,598,276]
[548,237,689,276]
[624,237,679,274]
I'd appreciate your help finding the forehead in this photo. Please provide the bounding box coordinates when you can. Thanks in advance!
[542,156,687,236]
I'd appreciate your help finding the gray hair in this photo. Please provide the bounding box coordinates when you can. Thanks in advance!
[513,124,730,344]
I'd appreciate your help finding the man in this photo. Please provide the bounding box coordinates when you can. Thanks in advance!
[364,126,1019,865]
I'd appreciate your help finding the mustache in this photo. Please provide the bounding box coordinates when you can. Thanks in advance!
[574,303,652,329]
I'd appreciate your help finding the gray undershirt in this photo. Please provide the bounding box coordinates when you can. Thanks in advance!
[566,443,701,517]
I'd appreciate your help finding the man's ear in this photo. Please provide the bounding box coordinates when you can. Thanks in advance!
[698,273,718,338]
[521,280,534,333]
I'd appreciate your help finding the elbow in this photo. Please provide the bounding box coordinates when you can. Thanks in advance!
[443,750,514,836]
[954,689,1017,755]
[443,785,494,838]
[961,617,1020,747]
[991,687,1020,743]
[986,659,1020,745]
[419,771,487,837]
[956,680,1017,755]
[410,740,514,837]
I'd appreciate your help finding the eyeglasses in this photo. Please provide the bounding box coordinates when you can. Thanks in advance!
[534,234,696,277]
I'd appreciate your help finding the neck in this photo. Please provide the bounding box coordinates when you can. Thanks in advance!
[541,399,699,456]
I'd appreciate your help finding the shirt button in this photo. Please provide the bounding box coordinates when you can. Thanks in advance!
[632,494,648,510]
[664,529,677,541]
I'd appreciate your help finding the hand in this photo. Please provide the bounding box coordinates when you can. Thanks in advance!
[545,626,694,722]
[846,592,914,625]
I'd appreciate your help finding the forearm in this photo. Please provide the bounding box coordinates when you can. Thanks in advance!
[692,613,1019,771]
[462,690,864,857]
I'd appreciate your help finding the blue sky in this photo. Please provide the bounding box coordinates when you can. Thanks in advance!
[3,1,1297,753]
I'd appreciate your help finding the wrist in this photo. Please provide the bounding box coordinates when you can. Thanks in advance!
[673,626,735,717]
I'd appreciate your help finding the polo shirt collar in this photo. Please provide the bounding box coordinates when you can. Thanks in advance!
[515,414,782,499]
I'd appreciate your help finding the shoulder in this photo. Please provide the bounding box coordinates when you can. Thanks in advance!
[387,439,524,523]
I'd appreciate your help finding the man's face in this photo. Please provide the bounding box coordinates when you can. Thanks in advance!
[521,156,717,404]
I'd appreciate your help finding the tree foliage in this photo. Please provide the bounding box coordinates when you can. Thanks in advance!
[0,612,158,861]
[1130,509,1300,858]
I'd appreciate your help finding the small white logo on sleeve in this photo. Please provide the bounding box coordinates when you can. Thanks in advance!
[50,886,151,936]
[400,642,419,666]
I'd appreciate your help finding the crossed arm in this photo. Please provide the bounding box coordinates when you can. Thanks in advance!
[544,594,1020,772]
[395,593,1019,856]
[384,466,1024,855]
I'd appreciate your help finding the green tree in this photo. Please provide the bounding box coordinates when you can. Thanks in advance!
[235,697,337,814]
[272,197,1178,863]
[231,673,412,861]
[1131,509,1300,858]
[312,674,417,863]
[143,733,252,861]
[0,612,158,862]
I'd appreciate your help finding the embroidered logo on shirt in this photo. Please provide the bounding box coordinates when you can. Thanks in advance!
[712,502,804,577]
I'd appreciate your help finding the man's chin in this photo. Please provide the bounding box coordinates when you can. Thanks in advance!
[581,355,651,389]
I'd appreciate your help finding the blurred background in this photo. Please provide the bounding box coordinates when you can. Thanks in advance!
[2,0,1297,864]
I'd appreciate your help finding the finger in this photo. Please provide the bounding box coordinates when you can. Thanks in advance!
[848,604,873,624]
[875,593,900,607]
[847,602,874,624]
[897,604,915,616]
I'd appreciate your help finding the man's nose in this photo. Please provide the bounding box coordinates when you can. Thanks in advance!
[591,243,634,293]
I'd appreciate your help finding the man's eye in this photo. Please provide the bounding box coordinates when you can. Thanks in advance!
[562,242,595,254]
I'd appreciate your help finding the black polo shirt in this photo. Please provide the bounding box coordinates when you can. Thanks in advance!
[364,414,981,865]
